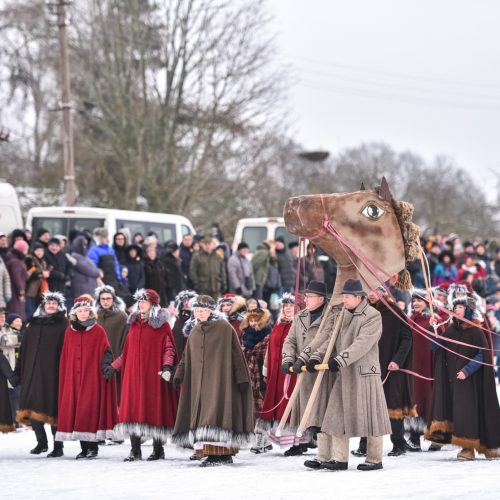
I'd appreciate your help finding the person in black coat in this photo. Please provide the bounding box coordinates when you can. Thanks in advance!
[45,238,69,294]
[162,241,186,304]
[125,245,145,294]
[143,246,168,306]
[275,237,296,293]
[113,232,128,267]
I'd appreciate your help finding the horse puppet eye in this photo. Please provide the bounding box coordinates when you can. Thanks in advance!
[361,203,385,221]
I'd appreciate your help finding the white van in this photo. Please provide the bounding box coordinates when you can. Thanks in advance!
[26,207,195,244]
[0,182,23,234]
[232,217,298,254]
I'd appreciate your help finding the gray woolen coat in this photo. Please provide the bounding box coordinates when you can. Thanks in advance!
[313,300,391,438]
[281,307,336,430]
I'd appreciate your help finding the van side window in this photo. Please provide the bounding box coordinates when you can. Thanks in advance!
[242,227,267,253]
[70,218,105,234]
[181,225,192,236]
[275,227,298,248]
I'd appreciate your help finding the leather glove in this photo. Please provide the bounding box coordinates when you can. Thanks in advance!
[103,365,115,380]
[328,357,340,373]
[292,359,305,374]
[235,287,243,295]
[8,374,20,387]
[238,382,249,393]
[306,359,320,373]
[161,365,173,382]
[281,361,293,374]
[172,377,182,389]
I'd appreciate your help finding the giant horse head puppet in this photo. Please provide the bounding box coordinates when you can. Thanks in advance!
[284,177,420,301]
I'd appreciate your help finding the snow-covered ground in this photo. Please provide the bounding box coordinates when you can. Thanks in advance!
[1,428,497,500]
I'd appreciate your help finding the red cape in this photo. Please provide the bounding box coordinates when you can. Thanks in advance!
[410,311,440,423]
[117,314,179,440]
[56,323,117,441]
[259,321,296,425]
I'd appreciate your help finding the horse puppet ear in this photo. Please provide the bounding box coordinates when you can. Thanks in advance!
[359,182,366,191]
[379,176,393,203]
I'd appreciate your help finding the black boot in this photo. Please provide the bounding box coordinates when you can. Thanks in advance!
[47,441,64,458]
[147,439,165,461]
[351,437,367,457]
[357,461,383,471]
[304,458,323,470]
[31,420,48,454]
[320,460,348,471]
[284,444,308,456]
[387,445,406,457]
[76,441,89,459]
[30,443,48,454]
[124,435,142,462]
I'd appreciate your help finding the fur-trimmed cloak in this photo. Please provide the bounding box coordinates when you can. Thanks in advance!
[172,317,254,448]
[0,351,15,433]
[257,320,295,428]
[115,309,179,440]
[408,308,444,430]
[56,322,117,441]
[425,321,500,451]
[16,311,68,426]
[374,300,416,419]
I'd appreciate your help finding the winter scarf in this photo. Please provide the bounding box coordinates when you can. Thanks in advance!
[242,324,272,349]
[71,318,97,331]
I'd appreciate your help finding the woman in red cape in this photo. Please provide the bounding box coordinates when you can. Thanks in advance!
[255,293,308,452]
[56,295,118,459]
[112,289,179,462]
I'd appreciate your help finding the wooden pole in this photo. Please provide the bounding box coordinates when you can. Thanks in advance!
[56,1,76,206]
[295,308,345,437]
[275,298,341,437]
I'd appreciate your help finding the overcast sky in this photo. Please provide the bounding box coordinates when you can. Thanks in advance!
[266,0,500,201]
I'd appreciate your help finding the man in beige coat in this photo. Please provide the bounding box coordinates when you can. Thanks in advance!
[307,279,391,471]
[281,281,336,458]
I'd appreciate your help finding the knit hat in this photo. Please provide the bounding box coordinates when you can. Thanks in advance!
[48,237,61,246]
[36,227,50,239]
[134,288,160,305]
[13,240,29,254]
[165,240,179,254]
[6,313,21,325]
[191,295,216,310]
[70,294,96,316]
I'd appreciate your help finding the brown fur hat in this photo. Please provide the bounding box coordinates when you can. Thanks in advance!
[241,308,272,331]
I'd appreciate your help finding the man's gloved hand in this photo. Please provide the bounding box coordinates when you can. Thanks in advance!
[172,377,182,389]
[281,361,293,374]
[292,359,305,374]
[238,382,249,393]
[328,357,341,373]
[103,365,115,380]
[306,359,319,373]
[161,365,173,382]
[235,287,243,295]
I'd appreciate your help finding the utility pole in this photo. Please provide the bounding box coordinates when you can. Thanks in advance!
[55,0,76,206]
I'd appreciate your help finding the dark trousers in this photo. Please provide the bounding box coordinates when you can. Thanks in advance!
[31,419,62,448]
[8,387,20,423]
[389,418,406,448]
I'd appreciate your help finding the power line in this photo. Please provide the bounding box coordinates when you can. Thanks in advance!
[291,65,500,103]
[283,52,500,90]
[298,78,500,112]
